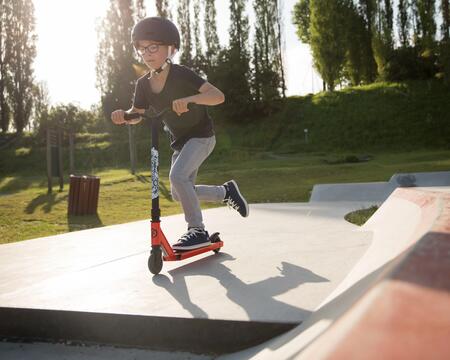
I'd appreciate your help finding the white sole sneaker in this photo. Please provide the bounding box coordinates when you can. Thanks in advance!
[228,179,249,217]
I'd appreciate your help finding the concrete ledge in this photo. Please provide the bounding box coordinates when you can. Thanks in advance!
[310,171,450,202]
[221,187,449,360]
[0,307,297,355]
[299,189,450,359]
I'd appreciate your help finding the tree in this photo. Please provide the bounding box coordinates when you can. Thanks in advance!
[274,0,287,98]
[134,0,145,18]
[383,0,394,47]
[192,0,207,74]
[213,0,252,118]
[310,0,347,90]
[177,0,194,67]
[203,0,221,72]
[96,0,144,125]
[411,0,437,48]
[442,0,450,41]
[440,1,450,83]
[0,0,13,132]
[342,0,368,85]
[156,0,172,18]
[357,0,378,82]
[410,0,421,44]
[252,41,262,102]
[292,0,311,44]
[416,0,437,49]
[397,0,411,47]
[9,0,37,133]
[31,81,50,133]
[372,0,394,78]
[41,104,95,136]
[253,0,284,106]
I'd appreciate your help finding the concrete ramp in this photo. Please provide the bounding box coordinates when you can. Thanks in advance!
[0,202,372,355]
[221,186,450,359]
[310,171,450,202]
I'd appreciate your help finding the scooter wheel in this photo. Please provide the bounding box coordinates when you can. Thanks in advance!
[148,247,163,275]
[210,232,221,253]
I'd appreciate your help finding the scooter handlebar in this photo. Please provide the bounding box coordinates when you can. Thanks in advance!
[123,103,195,122]
[123,112,141,121]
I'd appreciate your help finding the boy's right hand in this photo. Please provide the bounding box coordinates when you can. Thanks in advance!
[111,110,126,125]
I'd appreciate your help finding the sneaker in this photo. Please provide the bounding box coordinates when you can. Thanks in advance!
[172,228,211,251]
[223,180,249,217]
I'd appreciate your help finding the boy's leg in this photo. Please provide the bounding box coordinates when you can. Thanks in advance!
[171,147,248,218]
[169,136,216,229]
[170,163,225,202]
[170,151,181,202]
[195,183,226,201]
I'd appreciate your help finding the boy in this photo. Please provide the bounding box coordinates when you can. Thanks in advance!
[111,17,249,250]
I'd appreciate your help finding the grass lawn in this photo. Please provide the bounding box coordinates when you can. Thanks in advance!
[345,206,379,226]
[1,149,449,244]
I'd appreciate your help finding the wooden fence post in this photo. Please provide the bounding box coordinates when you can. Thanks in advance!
[128,124,136,175]
[57,127,64,191]
[69,132,74,175]
[46,128,52,194]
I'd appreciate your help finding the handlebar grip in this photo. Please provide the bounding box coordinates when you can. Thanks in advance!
[123,112,141,121]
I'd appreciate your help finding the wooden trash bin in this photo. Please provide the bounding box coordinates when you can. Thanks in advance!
[68,175,100,215]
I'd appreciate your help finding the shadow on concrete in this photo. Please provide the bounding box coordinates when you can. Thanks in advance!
[222,252,406,360]
[25,193,68,214]
[153,253,329,322]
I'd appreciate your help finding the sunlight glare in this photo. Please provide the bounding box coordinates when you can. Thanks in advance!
[34,0,109,108]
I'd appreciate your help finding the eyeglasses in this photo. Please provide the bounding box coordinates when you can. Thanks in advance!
[135,44,161,56]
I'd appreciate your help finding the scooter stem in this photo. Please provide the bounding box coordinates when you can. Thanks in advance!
[151,118,160,223]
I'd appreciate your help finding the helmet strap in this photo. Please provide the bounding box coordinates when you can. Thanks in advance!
[149,45,175,78]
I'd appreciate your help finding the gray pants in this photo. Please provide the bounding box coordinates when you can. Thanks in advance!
[169,136,225,229]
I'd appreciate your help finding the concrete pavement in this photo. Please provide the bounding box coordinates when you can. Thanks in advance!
[0,202,372,355]
[2,171,449,358]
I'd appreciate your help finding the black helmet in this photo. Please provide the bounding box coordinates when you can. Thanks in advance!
[132,17,180,49]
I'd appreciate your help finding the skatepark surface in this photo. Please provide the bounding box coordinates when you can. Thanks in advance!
[1,171,449,359]
[223,186,450,359]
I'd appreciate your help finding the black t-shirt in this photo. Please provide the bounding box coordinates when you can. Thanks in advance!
[132,64,214,150]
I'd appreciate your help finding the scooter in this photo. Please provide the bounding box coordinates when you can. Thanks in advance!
[124,105,223,275]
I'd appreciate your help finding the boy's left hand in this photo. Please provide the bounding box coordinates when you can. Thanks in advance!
[172,98,191,116]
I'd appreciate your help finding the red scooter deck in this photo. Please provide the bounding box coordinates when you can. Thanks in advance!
[164,241,224,261]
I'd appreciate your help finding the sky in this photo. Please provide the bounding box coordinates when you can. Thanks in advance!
[33,0,322,109]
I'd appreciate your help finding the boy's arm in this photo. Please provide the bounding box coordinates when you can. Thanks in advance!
[112,107,145,125]
[125,107,145,124]
[186,82,225,106]
[172,82,225,116]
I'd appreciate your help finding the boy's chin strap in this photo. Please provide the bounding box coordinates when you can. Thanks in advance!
[149,46,175,78]
[152,58,172,75]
